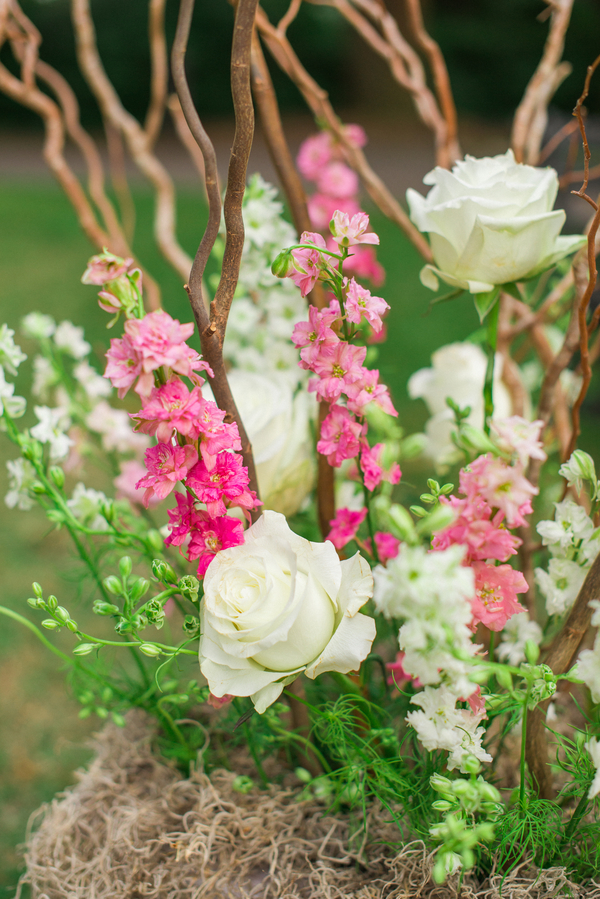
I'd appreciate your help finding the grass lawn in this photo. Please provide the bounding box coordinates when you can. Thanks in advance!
[0,176,596,893]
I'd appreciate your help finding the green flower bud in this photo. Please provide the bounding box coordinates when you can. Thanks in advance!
[182,615,200,636]
[432,799,453,812]
[232,775,255,794]
[104,575,123,596]
[294,767,312,784]
[111,711,126,727]
[96,707,108,719]
[73,643,95,656]
[46,595,58,611]
[271,248,295,278]
[139,643,162,657]
[54,605,70,624]
[119,556,133,579]
[146,530,164,553]
[66,619,78,633]
[129,578,150,602]
[32,582,43,598]
[178,575,200,601]
[495,668,513,691]
[524,639,540,665]
[410,505,428,518]
[46,509,66,525]
[30,481,47,495]
[93,601,120,616]
[49,466,65,489]
[27,597,46,610]
[559,450,597,495]
[42,618,60,629]
[462,754,482,776]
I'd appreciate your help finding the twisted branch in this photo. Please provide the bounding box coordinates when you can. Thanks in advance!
[144,0,168,148]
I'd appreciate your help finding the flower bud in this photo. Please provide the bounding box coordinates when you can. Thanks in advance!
[111,711,126,727]
[104,575,123,596]
[119,556,133,579]
[32,582,43,598]
[178,575,199,601]
[73,643,95,656]
[559,450,597,494]
[432,799,453,812]
[524,639,540,665]
[42,618,60,629]
[139,643,162,657]
[54,606,70,624]
[147,530,164,553]
[182,615,200,636]
[462,755,482,776]
[46,594,58,611]
[48,466,65,489]
[270,248,295,278]
[129,578,150,602]
[66,619,79,632]
[93,601,120,616]
[152,559,177,584]
[495,668,513,691]
[27,597,46,610]
[30,481,47,495]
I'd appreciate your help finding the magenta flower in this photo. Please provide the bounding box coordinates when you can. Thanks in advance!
[188,513,245,577]
[82,250,133,286]
[133,378,205,442]
[164,490,199,547]
[316,162,359,199]
[374,532,400,564]
[135,442,198,508]
[310,342,367,402]
[317,405,366,467]
[345,279,389,333]
[327,506,367,549]
[345,368,397,417]
[186,453,261,518]
[330,211,380,247]
[194,399,242,469]
[360,443,401,492]
[471,562,527,631]
[460,454,537,528]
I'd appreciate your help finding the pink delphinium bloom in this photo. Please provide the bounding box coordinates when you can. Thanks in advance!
[345,368,397,417]
[114,460,161,508]
[187,453,261,518]
[460,454,537,528]
[432,496,521,563]
[374,531,400,564]
[491,416,547,465]
[308,193,360,231]
[297,132,334,180]
[342,244,385,286]
[309,341,367,401]
[289,231,330,297]
[471,562,528,631]
[188,513,245,576]
[292,303,340,369]
[317,405,366,467]
[386,652,421,689]
[344,123,367,148]
[360,442,401,492]
[327,506,367,549]
[82,250,133,285]
[330,211,380,247]
[104,334,143,398]
[132,378,205,442]
[194,399,242,469]
[316,162,359,199]
[464,686,487,717]
[164,490,201,547]
[344,278,389,332]
[136,442,198,507]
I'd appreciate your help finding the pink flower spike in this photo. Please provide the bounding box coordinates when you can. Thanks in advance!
[307,193,360,231]
[360,443,401,492]
[186,453,261,518]
[432,495,521,564]
[316,162,359,199]
[114,460,161,508]
[471,562,528,631]
[345,368,398,417]
[82,250,133,285]
[290,238,330,297]
[460,455,537,528]
[188,513,245,576]
[327,506,367,549]
[310,342,367,401]
[296,132,334,180]
[135,443,198,508]
[491,416,547,465]
[195,399,242,469]
[132,378,205,442]
[104,334,142,398]
[330,211,380,247]
[317,405,366,467]
[345,278,389,332]
[124,311,213,388]
[164,490,200,547]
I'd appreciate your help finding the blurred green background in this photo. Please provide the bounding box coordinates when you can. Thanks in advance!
[2,0,600,893]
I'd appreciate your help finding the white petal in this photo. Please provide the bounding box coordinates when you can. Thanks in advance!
[304,612,376,679]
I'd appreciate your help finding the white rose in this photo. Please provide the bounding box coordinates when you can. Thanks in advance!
[407,149,585,297]
[408,342,512,469]
[205,370,316,517]
[199,511,376,713]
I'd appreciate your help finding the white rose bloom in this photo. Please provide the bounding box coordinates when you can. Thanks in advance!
[408,342,512,469]
[407,149,585,296]
[53,321,91,359]
[199,511,376,713]
[497,611,542,667]
[205,371,316,517]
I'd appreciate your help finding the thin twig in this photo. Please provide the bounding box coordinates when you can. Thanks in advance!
[512,0,574,165]
[277,0,302,35]
[538,117,579,164]
[526,550,600,799]
[559,162,600,189]
[144,0,168,148]
[256,4,432,260]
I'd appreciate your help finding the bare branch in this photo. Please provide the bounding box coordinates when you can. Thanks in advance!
[144,0,168,148]
[71,0,193,281]
[256,4,432,260]
[167,92,208,189]
[277,0,302,35]
[538,117,579,164]
[512,0,574,165]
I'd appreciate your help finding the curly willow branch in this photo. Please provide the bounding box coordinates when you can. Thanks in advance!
[512,0,574,165]
[255,4,432,261]
[172,0,260,508]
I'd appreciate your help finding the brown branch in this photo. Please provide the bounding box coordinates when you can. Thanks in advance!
[172,0,260,510]
[571,55,600,204]
[526,550,600,798]
[512,0,574,165]
[309,0,459,168]
[256,4,432,261]
[538,117,579,164]
[144,0,168,148]
[559,162,600,189]
[167,93,207,189]
[403,0,460,167]
[71,0,193,281]
[277,0,302,35]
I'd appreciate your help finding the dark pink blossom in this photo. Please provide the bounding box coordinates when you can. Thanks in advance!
[187,453,261,518]
[374,531,400,564]
[188,513,245,576]
[360,443,401,492]
[194,400,242,469]
[386,651,422,688]
[308,193,360,231]
[432,495,521,563]
[345,279,389,332]
[114,460,161,508]
[471,562,527,631]
[164,490,200,547]
[317,405,366,467]
[136,443,198,508]
[327,506,367,549]
[132,378,205,442]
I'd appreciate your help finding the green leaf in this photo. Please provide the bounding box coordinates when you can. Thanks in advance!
[473,287,500,323]
[500,281,522,301]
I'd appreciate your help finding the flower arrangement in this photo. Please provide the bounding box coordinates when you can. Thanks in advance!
[2,0,600,892]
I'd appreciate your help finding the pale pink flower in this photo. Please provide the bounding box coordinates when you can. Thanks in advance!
[463,686,487,717]
[360,442,401,492]
[194,400,242,469]
[132,378,204,442]
[292,303,339,368]
[345,368,397,417]
[316,162,359,199]
[344,278,389,332]
[188,513,245,576]
[317,405,366,467]
[82,250,133,285]
[290,232,330,297]
[343,244,385,286]
[136,442,198,508]
[344,123,367,148]
[307,193,360,231]
[297,132,334,180]
[330,210,380,247]
[432,495,521,563]
[386,651,422,688]
[104,334,143,398]
[471,562,527,631]
[309,342,367,401]
[460,454,537,528]
[327,506,367,549]
[114,460,161,508]
[491,416,547,465]
[187,454,261,518]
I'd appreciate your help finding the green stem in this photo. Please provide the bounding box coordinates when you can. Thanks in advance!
[0,606,74,666]
[362,480,380,564]
[483,299,500,435]
[560,790,590,848]
[270,722,332,774]
[519,686,531,814]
